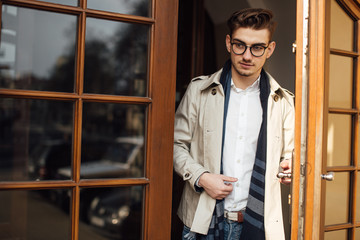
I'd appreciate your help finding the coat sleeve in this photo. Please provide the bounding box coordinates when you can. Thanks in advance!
[173,80,208,191]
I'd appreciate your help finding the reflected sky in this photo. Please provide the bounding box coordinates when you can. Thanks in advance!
[0,5,76,80]
[0,1,148,91]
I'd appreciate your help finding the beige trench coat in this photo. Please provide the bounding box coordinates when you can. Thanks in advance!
[173,68,294,240]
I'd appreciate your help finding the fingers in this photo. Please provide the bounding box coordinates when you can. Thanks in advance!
[280,159,291,170]
[280,177,291,185]
[221,175,238,183]
[199,173,236,200]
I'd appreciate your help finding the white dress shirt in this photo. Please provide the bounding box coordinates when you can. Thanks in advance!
[223,75,262,212]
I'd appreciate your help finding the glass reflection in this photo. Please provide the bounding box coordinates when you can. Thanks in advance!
[0,98,73,181]
[79,102,146,179]
[79,187,143,240]
[327,114,351,166]
[0,5,77,92]
[0,190,71,239]
[84,18,149,96]
[87,0,150,17]
[34,0,77,6]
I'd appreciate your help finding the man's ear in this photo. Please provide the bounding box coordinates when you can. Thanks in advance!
[266,41,276,58]
[225,34,231,53]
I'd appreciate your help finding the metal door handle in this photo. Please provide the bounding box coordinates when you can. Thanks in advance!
[277,172,292,178]
[321,172,334,181]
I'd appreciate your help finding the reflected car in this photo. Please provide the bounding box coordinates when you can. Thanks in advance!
[57,136,144,179]
[87,188,142,239]
[28,140,72,181]
[28,136,144,224]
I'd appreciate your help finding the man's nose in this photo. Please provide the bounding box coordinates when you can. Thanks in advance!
[242,47,253,60]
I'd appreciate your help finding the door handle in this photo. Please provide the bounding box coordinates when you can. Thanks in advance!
[321,172,334,181]
[277,172,292,178]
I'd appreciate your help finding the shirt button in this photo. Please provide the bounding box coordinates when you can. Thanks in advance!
[237,160,240,163]
[184,173,190,178]
[239,136,243,140]
[236,183,240,187]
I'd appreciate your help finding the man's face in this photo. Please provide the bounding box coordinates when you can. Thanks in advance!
[226,27,276,80]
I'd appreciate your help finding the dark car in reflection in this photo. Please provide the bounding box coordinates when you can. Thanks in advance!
[28,136,144,180]
[28,136,144,238]
[56,136,144,179]
[87,187,143,239]
[28,139,72,181]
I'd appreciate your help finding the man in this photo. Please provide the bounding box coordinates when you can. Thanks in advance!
[173,8,294,240]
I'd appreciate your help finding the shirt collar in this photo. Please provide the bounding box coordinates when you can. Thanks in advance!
[231,74,261,93]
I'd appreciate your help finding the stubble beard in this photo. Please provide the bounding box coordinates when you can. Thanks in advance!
[233,62,253,77]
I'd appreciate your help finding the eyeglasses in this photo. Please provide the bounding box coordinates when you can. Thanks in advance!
[230,41,270,57]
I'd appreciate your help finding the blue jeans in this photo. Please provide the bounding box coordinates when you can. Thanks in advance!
[224,219,243,240]
[182,220,243,240]
[182,225,207,240]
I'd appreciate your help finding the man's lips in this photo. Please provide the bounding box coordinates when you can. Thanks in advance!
[239,62,253,68]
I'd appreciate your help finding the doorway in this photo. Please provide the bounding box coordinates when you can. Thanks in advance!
[173,0,296,239]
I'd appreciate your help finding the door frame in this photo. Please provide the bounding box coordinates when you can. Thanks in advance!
[291,0,327,239]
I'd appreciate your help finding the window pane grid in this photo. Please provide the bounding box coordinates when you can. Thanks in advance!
[326,1,360,239]
[0,1,154,239]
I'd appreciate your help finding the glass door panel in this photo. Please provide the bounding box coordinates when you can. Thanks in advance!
[355,228,360,239]
[84,18,149,97]
[327,114,352,166]
[325,172,350,225]
[81,102,146,179]
[0,98,74,182]
[328,55,353,108]
[78,186,144,240]
[330,0,354,51]
[324,230,347,240]
[0,5,77,92]
[0,190,72,240]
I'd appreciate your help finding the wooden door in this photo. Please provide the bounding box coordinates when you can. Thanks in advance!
[291,0,360,239]
[0,0,178,239]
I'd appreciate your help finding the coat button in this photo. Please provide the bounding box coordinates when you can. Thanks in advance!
[211,88,217,95]
[184,173,190,178]
[274,95,279,102]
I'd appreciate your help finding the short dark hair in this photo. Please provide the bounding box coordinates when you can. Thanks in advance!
[227,8,277,41]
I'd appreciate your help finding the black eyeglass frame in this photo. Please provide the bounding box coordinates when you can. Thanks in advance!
[230,41,271,57]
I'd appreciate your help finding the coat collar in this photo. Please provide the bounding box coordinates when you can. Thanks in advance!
[197,67,294,104]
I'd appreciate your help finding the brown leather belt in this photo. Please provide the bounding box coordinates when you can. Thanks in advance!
[224,209,245,223]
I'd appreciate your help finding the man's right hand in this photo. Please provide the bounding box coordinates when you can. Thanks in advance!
[198,173,238,200]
